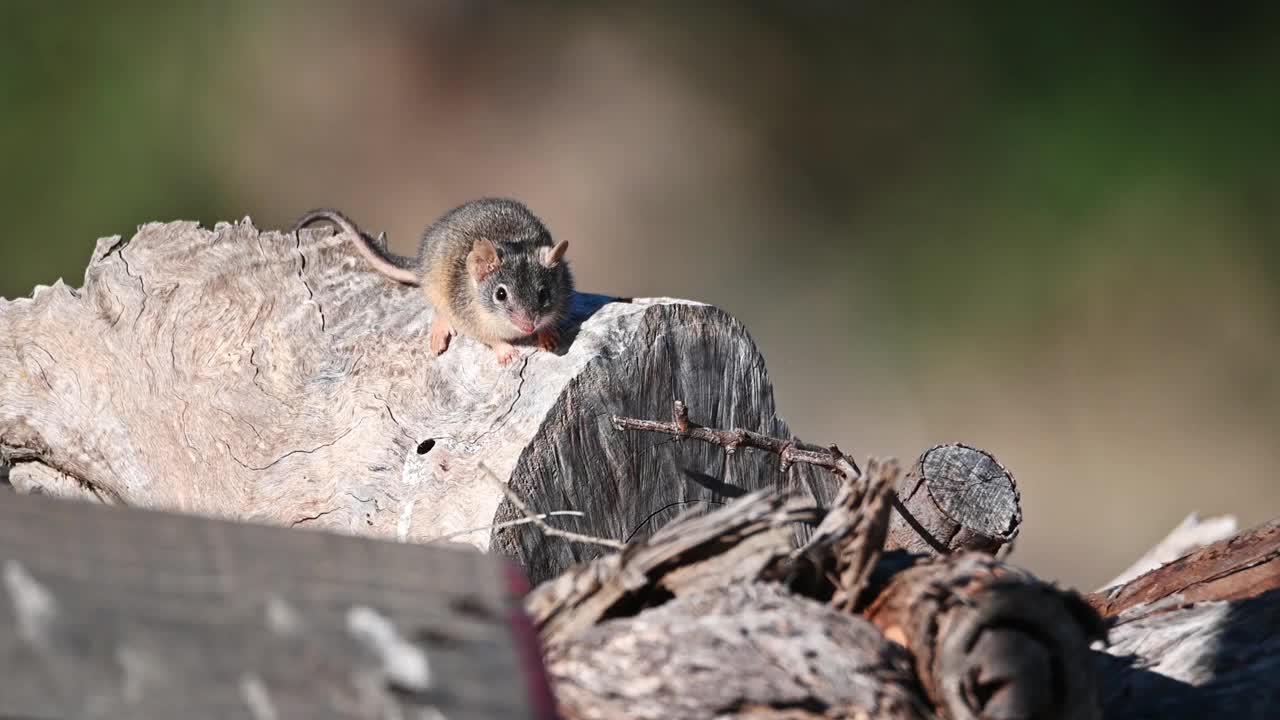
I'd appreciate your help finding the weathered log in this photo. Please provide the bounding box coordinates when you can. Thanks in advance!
[6,217,1277,719]
[884,443,1021,558]
[0,490,553,720]
[526,488,820,648]
[1085,517,1280,619]
[862,553,1105,720]
[546,582,928,720]
[528,465,1113,720]
[791,456,899,611]
[1096,589,1280,719]
[610,408,1022,568]
[0,218,837,584]
[528,452,902,647]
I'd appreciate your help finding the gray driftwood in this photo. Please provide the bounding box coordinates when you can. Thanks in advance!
[0,489,554,720]
[527,472,1279,720]
[0,218,836,584]
[526,488,821,648]
[527,463,1101,720]
[1096,589,1280,719]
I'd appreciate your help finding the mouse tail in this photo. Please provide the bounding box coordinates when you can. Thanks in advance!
[293,208,421,286]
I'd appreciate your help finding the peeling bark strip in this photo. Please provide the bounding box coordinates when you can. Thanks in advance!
[525,489,822,648]
[1086,517,1280,619]
[1099,511,1239,589]
[0,219,837,584]
[546,583,928,720]
[863,554,1105,720]
[522,465,1280,719]
[0,490,549,720]
[791,456,899,612]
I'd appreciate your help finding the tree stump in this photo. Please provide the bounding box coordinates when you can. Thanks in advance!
[0,218,837,584]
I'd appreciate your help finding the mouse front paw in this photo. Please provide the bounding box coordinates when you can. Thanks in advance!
[491,341,520,366]
[429,319,456,356]
[536,327,560,352]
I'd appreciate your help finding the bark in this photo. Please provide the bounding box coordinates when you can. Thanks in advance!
[1099,512,1239,589]
[525,489,821,648]
[863,553,1105,720]
[1086,517,1280,619]
[0,218,837,585]
[530,477,1279,719]
[547,583,928,720]
[790,456,899,611]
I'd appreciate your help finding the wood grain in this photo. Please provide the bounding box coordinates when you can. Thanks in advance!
[0,219,837,584]
[885,444,1021,557]
[547,582,927,720]
[0,491,551,719]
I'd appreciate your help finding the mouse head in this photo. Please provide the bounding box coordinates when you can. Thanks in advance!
[469,236,573,338]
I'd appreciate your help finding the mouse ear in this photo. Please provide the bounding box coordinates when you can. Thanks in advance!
[468,238,501,281]
[541,240,569,268]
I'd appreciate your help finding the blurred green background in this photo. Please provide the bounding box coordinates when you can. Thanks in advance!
[2,2,1277,590]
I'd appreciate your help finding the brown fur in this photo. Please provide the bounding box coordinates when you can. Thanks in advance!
[293,200,574,366]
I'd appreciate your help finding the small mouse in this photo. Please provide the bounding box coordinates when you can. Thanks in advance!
[292,198,573,365]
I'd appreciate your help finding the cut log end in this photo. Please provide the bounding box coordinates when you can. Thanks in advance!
[886,443,1021,558]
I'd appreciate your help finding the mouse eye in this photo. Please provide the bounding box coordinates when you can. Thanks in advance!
[494,285,508,303]
[538,288,550,306]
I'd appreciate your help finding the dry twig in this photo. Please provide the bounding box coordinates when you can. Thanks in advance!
[612,400,862,478]
[479,462,626,550]
[429,510,588,543]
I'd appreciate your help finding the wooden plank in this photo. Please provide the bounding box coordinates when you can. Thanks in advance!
[0,492,554,720]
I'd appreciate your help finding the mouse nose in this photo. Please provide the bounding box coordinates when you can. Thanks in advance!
[512,313,536,334]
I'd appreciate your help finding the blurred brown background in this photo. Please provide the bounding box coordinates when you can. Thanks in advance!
[2,2,1277,591]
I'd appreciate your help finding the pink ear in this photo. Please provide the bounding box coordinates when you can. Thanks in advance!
[469,239,500,280]
[541,240,569,268]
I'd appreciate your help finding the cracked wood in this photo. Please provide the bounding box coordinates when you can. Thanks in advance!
[0,218,837,583]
